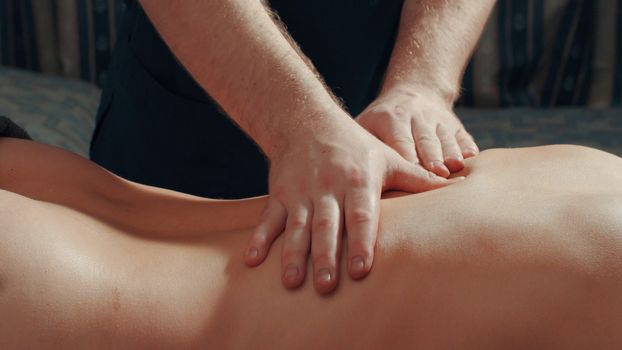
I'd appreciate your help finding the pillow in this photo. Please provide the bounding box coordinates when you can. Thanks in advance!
[0,66,101,157]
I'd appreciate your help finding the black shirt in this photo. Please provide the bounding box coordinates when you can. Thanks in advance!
[90,0,404,198]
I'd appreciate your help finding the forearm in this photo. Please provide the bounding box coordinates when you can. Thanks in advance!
[139,0,349,157]
[382,0,495,103]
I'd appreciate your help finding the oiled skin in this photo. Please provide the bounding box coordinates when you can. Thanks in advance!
[0,139,621,349]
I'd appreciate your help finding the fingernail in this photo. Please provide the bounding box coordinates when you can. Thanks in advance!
[247,247,259,259]
[317,268,332,284]
[445,155,463,162]
[430,160,444,170]
[430,161,450,176]
[284,264,299,281]
[351,256,365,274]
[466,147,479,155]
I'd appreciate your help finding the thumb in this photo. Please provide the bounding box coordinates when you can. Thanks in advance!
[384,155,459,193]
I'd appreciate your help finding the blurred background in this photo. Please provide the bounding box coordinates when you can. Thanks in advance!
[0,0,620,157]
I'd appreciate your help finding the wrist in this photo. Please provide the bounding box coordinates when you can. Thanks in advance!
[258,102,355,161]
[380,81,459,108]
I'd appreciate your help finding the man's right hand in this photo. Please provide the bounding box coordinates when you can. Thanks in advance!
[245,112,459,294]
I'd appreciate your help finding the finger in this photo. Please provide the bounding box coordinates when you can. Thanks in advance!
[411,121,450,177]
[245,197,287,267]
[436,124,464,173]
[455,128,479,158]
[385,155,462,193]
[344,182,380,280]
[281,201,312,289]
[381,108,419,164]
[384,136,419,164]
[311,195,342,294]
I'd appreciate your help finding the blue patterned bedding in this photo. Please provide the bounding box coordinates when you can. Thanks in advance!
[458,108,622,156]
[0,66,100,157]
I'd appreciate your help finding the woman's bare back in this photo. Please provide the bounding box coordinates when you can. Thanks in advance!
[0,140,621,349]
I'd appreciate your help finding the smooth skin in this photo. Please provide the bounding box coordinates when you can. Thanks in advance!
[138,0,494,292]
[1,138,622,348]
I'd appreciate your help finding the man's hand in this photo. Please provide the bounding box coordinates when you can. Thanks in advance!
[244,113,458,294]
[356,86,479,178]
[361,0,495,175]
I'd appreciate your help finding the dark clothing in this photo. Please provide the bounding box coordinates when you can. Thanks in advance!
[0,116,31,140]
[90,0,404,198]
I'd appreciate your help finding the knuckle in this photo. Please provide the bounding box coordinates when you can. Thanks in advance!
[349,208,373,225]
[437,134,451,143]
[442,138,459,149]
[390,137,415,147]
[393,105,409,117]
[318,174,336,191]
[287,215,308,230]
[415,134,437,144]
[436,128,452,140]
[375,107,408,122]
[448,142,463,152]
[314,217,336,231]
[345,168,369,188]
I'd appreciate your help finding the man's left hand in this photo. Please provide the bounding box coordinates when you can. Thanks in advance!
[356,86,479,177]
